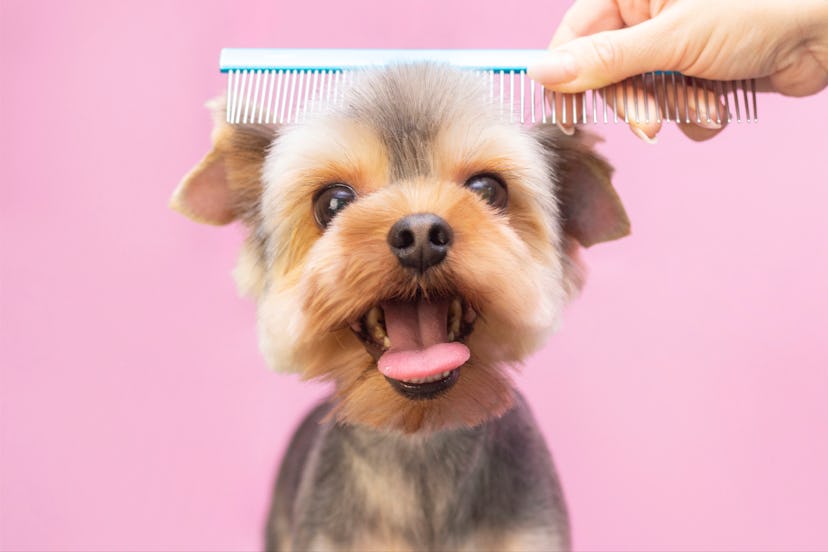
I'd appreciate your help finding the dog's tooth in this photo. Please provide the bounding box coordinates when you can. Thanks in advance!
[463,306,477,324]
[370,325,386,344]
[366,306,389,346]
[366,306,381,329]
[450,297,462,318]
[447,331,455,342]
[448,298,462,337]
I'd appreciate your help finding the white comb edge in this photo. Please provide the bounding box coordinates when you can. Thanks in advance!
[219,49,757,126]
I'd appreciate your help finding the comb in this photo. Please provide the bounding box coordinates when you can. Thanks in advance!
[220,48,758,127]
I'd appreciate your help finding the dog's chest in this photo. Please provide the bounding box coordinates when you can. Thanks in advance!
[285,404,569,551]
[290,423,489,548]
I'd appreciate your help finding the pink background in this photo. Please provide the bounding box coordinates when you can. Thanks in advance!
[2,0,827,550]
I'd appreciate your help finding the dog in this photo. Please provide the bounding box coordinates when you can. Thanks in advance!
[171,63,629,551]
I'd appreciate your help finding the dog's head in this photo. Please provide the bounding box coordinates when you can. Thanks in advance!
[172,64,629,432]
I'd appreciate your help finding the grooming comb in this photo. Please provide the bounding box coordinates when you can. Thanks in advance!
[220,48,758,127]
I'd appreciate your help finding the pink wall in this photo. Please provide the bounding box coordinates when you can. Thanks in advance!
[2,1,827,550]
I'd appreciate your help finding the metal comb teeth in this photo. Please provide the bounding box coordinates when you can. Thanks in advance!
[226,68,355,125]
[219,49,757,126]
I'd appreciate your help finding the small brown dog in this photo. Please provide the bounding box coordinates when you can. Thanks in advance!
[172,64,629,551]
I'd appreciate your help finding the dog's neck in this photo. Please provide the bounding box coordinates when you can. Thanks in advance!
[340,418,491,474]
[320,415,495,537]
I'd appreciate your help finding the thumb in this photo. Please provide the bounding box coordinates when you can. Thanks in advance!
[528,18,679,92]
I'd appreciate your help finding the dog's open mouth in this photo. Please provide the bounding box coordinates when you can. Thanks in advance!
[350,296,477,400]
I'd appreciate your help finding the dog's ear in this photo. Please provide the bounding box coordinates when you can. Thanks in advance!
[535,127,630,247]
[170,99,276,226]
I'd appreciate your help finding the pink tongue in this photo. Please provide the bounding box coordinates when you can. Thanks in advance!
[377,299,470,381]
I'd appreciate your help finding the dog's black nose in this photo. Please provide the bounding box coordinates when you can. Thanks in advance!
[387,213,453,272]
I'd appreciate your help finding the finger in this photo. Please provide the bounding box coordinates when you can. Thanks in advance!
[528,17,677,92]
[601,76,662,142]
[545,77,663,140]
[660,74,728,141]
[544,89,626,135]
[662,75,725,127]
[599,73,729,142]
[541,73,734,143]
[543,90,586,135]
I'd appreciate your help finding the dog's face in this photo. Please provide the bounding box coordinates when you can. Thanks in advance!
[172,64,629,432]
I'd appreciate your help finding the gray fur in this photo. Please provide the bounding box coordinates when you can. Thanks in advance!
[266,394,569,551]
[339,64,493,181]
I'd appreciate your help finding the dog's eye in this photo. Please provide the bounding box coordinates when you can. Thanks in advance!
[464,174,507,210]
[313,184,357,228]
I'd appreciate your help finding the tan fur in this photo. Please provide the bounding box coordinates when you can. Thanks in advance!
[347,449,421,528]
[261,169,561,430]
[172,67,628,434]
[171,100,275,227]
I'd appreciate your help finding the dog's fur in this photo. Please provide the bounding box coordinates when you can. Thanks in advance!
[172,64,629,551]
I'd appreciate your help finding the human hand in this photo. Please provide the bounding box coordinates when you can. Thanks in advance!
[528,0,828,142]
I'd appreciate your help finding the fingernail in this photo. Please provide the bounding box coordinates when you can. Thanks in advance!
[632,127,658,144]
[527,51,577,84]
[557,122,576,136]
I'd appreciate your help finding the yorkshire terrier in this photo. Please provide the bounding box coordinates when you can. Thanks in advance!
[172,64,629,551]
